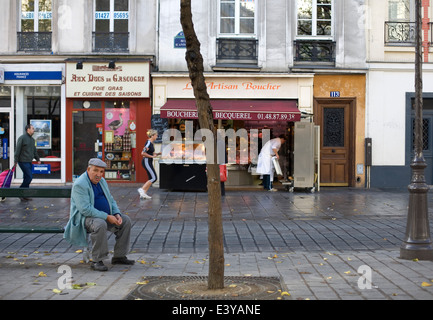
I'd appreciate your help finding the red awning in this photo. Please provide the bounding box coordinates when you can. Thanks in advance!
[160,99,301,122]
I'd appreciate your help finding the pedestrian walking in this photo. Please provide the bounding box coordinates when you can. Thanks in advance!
[14,124,40,201]
[137,129,161,200]
[256,134,287,191]
[63,158,134,271]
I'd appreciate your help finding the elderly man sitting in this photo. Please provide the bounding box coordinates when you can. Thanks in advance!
[64,158,134,271]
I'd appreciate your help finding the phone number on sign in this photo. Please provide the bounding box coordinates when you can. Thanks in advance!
[257,113,296,121]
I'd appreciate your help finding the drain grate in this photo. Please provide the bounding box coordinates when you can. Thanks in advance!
[125,276,288,300]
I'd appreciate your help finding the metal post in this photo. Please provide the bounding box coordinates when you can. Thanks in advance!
[400,0,433,260]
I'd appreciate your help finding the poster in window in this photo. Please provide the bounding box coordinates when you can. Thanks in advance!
[105,108,129,135]
[30,119,51,149]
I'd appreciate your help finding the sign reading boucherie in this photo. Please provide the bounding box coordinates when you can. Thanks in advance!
[66,62,150,98]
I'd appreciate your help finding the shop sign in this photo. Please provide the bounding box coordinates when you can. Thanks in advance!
[66,62,150,98]
[163,110,299,121]
[32,164,51,175]
[160,77,301,99]
[4,71,62,81]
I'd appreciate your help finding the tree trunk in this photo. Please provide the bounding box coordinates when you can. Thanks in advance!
[180,0,225,290]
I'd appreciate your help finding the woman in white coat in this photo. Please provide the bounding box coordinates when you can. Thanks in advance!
[256,135,286,191]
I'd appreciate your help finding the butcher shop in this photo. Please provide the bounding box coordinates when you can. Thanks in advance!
[65,60,152,183]
[151,73,319,192]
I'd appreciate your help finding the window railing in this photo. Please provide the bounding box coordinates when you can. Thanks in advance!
[385,21,416,45]
[17,32,52,52]
[216,38,258,65]
[93,32,129,53]
[294,40,335,64]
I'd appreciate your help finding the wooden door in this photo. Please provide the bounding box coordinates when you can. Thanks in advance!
[315,99,355,186]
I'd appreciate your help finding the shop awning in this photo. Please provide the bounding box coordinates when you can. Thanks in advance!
[160,99,301,122]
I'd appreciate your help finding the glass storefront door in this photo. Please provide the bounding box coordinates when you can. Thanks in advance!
[73,110,102,178]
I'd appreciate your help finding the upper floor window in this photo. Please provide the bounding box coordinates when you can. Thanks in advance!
[95,0,129,33]
[389,0,414,21]
[385,0,416,45]
[20,0,52,32]
[18,0,52,51]
[297,0,333,38]
[93,0,129,52]
[219,0,256,36]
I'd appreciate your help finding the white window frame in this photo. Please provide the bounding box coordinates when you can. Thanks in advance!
[296,0,334,40]
[218,0,257,38]
[94,0,130,33]
[19,0,52,32]
[388,0,415,22]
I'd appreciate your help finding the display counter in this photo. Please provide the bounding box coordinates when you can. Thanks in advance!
[158,141,207,191]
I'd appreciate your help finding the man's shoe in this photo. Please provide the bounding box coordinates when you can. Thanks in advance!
[111,256,135,265]
[91,261,108,271]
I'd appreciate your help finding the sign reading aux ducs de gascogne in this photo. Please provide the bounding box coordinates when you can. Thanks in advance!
[66,62,150,98]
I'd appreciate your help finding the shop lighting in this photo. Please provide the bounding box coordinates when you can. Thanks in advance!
[108,61,116,69]
[76,61,83,70]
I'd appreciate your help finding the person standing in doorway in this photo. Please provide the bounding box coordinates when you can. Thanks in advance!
[14,124,41,201]
[137,129,161,200]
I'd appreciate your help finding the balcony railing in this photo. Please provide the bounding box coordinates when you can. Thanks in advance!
[216,38,258,65]
[93,32,129,53]
[294,40,335,64]
[385,21,416,45]
[17,32,52,52]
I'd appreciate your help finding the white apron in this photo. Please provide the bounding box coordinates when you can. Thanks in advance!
[256,138,281,179]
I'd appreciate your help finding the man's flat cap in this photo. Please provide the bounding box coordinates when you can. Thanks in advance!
[88,158,107,168]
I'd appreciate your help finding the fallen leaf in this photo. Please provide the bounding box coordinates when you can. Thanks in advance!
[344,271,351,274]
[52,289,62,294]
[75,249,83,253]
[421,282,432,287]
[37,271,47,277]
[281,291,290,296]
[136,280,149,285]
[228,284,237,288]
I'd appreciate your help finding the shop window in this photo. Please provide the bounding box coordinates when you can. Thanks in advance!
[18,0,52,51]
[72,100,137,182]
[0,87,12,173]
[15,86,61,180]
[93,0,129,52]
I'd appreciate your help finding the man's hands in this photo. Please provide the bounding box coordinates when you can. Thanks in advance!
[106,214,122,226]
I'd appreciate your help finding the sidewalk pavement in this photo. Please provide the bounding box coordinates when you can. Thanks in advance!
[1,185,433,301]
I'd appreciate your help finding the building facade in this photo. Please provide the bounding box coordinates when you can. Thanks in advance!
[5,1,424,189]
[366,0,433,187]
[154,0,367,189]
[0,0,156,184]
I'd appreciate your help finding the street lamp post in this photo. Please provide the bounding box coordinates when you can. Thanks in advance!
[400,0,433,261]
